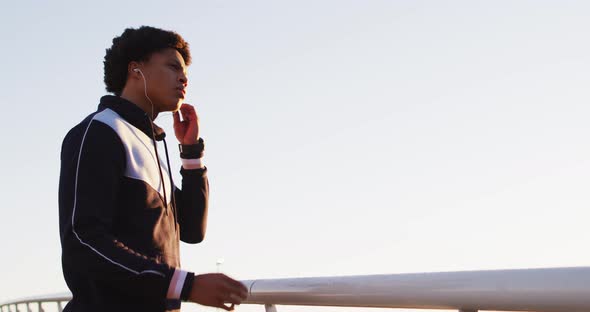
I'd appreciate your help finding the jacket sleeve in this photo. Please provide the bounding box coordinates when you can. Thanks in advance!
[59,120,174,299]
[175,166,209,244]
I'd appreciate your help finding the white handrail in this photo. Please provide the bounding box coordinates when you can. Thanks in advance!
[243,266,590,312]
[2,267,589,312]
[0,292,69,312]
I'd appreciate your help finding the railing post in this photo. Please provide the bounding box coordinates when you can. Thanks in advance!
[264,304,277,312]
[37,302,44,312]
[57,301,63,312]
[459,309,477,312]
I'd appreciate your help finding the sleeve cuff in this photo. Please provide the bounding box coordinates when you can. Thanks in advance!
[181,158,204,169]
[180,272,195,301]
[166,269,189,299]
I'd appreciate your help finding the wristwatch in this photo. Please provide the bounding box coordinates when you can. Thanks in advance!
[178,138,204,159]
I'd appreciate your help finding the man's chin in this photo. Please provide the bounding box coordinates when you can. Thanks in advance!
[173,102,182,112]
[163,101,183,113]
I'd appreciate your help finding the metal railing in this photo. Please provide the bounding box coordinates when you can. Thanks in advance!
[2,267,590,312]
[0,293,70,312]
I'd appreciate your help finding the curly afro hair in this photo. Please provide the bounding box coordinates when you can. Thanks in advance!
[104,26,191,95]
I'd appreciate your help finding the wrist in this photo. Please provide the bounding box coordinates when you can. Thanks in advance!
[179,138,204,159]
[181,138,200,145]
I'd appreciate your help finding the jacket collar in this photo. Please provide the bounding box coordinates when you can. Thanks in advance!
[98,95,166,141]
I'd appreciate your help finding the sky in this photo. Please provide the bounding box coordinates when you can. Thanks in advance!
[1,1,590,311]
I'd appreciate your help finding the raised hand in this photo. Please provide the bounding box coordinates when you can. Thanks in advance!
[173,103,200,145]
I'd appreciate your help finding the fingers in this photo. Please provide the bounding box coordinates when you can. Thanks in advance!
[222,275,249,299]
[173,111,181,124]
[218,275,248,309]
[220,286,247,304]
[179,103,198,121]
[179,103,195,114]
[190,273,247,309]
[218,303,235,311]
[231,283,248,299]
[224,293,244,306]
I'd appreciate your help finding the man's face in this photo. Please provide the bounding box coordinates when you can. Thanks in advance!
[141,48,188,113]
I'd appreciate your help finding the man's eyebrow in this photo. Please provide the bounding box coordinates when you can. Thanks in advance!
[169,59,185,67]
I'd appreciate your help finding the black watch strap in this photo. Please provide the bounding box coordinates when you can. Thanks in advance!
[179,138,205,159]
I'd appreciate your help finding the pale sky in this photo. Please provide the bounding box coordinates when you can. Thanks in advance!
[1,1,590,312]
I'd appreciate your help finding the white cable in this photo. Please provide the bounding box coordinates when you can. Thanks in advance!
[137,70,155,120]
[136,69,169,208]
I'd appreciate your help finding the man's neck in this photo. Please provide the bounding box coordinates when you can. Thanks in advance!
[120,89,159,120]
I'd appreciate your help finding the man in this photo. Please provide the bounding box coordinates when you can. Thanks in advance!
[58,26,247,311]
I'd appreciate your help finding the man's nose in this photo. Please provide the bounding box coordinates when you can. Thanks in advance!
[179,72,188,86]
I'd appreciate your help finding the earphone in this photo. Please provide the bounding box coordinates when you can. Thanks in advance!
[133,68,155,120]
[133,67,175,219]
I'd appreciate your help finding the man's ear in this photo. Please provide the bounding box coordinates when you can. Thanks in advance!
[128,62,142,77]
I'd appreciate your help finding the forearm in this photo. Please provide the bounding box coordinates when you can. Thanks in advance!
[176,167,209,243]
[176,138,209,243]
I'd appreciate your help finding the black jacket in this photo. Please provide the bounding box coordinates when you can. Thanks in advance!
[59,95,208,311]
